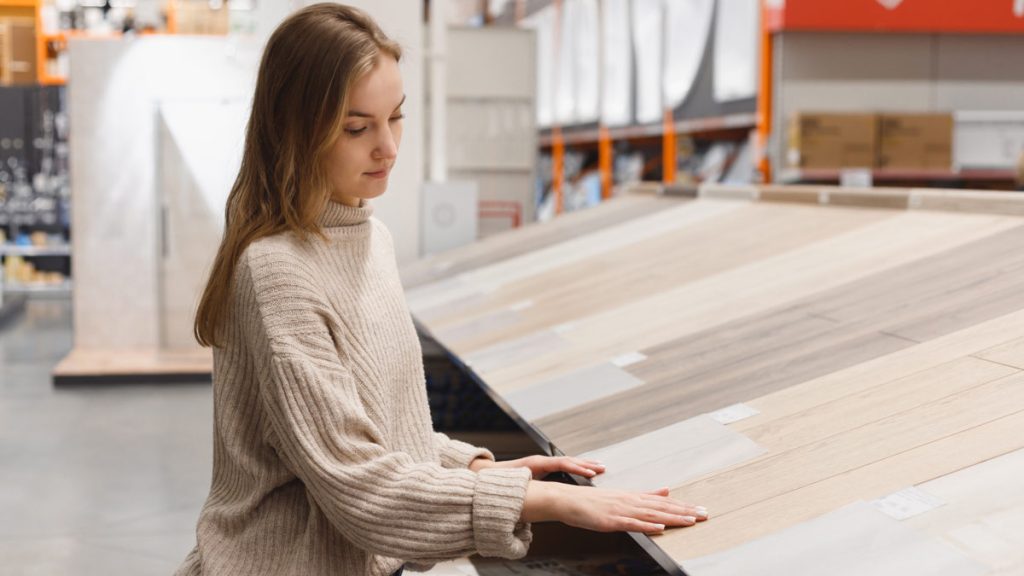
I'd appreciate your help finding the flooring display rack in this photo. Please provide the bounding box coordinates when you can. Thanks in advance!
[401,184,1024,576]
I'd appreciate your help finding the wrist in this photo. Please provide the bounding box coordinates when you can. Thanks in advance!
[522,480,570,523]
[468,456,493,472]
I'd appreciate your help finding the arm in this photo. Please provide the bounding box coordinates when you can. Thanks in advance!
[434,432,495,469]
[243,250,531,562]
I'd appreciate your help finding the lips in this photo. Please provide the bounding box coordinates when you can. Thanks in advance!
[364,167,390,179]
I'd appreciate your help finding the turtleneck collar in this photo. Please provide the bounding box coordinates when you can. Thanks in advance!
[317,198,373,228]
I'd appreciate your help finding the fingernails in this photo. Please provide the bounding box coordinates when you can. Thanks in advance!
[696,507,708,518]
[681,516,696,524]
[653,524,666,531]
[585,469,596,476]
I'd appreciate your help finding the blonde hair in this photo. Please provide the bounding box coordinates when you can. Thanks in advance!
[194,3,401,347]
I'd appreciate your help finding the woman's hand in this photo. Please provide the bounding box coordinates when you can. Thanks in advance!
[522,482,708,535]
[470,455,606,479]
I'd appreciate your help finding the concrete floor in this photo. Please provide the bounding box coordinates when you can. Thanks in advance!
[0,298,213,575]
[0,298,665,576]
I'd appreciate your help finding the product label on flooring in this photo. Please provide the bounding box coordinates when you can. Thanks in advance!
[709,403,761,425]
[610,351,647,368]
[872,487,946,521]
[552,321,578,335]
[508,300,535,312]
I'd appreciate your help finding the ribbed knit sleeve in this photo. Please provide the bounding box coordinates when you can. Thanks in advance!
[241,248,532,562]
[434,432,495,469]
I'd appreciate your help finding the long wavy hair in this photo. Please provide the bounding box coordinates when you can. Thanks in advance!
[194,3,401,347]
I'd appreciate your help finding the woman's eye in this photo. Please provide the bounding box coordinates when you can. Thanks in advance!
[389,114,405,122]
[345,127,368,136]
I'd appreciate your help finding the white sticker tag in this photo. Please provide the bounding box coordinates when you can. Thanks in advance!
[611,352,647,368]
[709,403,761,425]
[872,487,945,520]
[508,299,534,312]
[552,322,577,335]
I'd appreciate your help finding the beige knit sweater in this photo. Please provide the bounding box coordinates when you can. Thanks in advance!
[176,200,532,576]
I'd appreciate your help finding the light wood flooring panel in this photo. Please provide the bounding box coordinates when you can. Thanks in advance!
[579,415,767,493]
[659,408,1024,561]
[406,199,744,316]
[974,336,1024,369]
[472,210,1022,393]
[682,501,989,576]
[905,448,1024,575]
[666,362,1023,518]
[430,203,889,353]
[539,224,1024,452]
[910,189,1024,216]
[402,193,1024,572]
[730,309,1024,430]
[400,193,674,289]
[541,328,915,454]
[502,362,645,422]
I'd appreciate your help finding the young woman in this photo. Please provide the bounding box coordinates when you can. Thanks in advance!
[178,4,707,575]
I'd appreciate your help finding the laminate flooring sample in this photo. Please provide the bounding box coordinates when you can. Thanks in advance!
[403,189,1024,574]
[400,192,674,289]
[682,501,989,576]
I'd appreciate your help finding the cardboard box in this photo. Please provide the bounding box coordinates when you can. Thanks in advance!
[787,113,878,170]
[878,113,953,170]
[954,111,1024,170]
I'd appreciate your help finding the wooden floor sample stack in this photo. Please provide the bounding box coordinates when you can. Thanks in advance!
[404,185,1024,575]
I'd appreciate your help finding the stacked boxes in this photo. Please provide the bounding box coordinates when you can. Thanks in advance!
[787,113,877,170]
[877,114,953,170]
[788,112,953,171]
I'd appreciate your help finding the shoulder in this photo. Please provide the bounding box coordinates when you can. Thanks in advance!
[238,235,324,303]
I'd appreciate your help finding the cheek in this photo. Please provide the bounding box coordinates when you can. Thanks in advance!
[333,142,364,177]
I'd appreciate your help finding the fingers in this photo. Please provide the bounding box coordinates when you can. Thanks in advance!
[615,516,667,535]
[642,487,671,496]
[638,495,709,520]
[554,457,606,478]
[631,507,699,528]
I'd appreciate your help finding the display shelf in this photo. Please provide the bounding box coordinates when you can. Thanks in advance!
[539,113,756,147]
[0,244,71,257]
[4,279,71,294]
[779,168,1020,185]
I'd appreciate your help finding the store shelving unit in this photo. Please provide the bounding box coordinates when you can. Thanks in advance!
[0,243,72,296]
[762,0,1024,188]
[778,168,1020,187]
[0,244,71,257]
[540,112,757,148]
[517,0,760,215]
[4,278,71,294]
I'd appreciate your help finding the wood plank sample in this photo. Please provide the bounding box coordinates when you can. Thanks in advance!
[476,209,1021,394]
[400,192,673,289]
[905,448,1024,575]
[579,415,766,493]
[503,362,645,422]
[402,188,1024,573]
[682,501,989,576]
[540,224,1024,453]
[659,409,1024,560]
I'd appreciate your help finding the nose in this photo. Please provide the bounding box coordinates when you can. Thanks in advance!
[374,125,398,160]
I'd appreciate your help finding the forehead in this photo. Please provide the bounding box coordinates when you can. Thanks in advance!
[347,55,404,112]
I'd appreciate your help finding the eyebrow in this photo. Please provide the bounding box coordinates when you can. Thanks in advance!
[347,94,407,118]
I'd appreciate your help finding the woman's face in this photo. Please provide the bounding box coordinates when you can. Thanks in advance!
[326,54,405,207]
